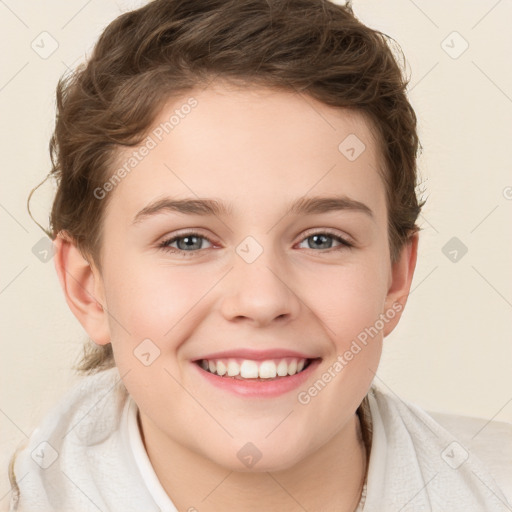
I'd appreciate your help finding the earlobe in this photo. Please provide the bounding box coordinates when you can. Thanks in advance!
[53,232,111,346]
[382,233,419,336]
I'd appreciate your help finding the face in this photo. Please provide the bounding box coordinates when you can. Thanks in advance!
[65,82,416,472]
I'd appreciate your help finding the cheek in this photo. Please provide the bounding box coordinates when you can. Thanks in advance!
[102,262,212,400]
[103,259,211,348]
[308,259,388,347]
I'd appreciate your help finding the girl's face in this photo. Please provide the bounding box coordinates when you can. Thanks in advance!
[80,83,416,471]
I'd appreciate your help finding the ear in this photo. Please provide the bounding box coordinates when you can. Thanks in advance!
[382,232,419,337]
[53,232,111,345]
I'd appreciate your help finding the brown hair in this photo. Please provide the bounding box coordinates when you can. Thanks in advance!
[30,0,423,374]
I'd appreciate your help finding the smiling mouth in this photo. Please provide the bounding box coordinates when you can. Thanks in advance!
[194,357,319,380]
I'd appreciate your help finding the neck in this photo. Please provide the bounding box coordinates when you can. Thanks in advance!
[139,411,368,512]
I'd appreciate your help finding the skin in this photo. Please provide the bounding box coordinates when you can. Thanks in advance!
[54,81,418,512]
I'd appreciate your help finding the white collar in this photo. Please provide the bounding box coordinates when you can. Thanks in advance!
[122,396,179,512]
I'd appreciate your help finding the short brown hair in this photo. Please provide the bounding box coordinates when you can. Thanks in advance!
[32,0,423,373]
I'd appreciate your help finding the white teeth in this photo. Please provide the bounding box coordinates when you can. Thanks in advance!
[199,357,310,379]
[277,360,288,376]
[216,360,227,376]
[227,360,240,376]
[259,360,277,379]
[240,360,259,378]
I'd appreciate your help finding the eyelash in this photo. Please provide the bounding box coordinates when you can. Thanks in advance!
[157,229,353,256]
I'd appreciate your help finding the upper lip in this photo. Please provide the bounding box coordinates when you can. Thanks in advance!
[193,348,320,361]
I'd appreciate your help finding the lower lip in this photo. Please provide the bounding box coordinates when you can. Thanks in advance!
[191,358,322,398]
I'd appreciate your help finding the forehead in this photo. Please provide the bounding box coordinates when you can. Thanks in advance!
[103,83,386,228]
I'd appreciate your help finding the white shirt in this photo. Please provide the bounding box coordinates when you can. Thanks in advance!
[122,396,177,511]
[9,366,512,511]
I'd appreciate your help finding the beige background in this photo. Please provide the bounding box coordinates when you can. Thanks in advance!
[1,0,511,503]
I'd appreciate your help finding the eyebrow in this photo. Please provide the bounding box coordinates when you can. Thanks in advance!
[131,195,373,225]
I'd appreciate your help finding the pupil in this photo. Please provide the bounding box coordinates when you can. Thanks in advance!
[310,234,331,249]
[179,236,201,250]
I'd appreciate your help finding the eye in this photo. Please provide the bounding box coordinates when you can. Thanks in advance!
[158,232,214,255]
[158,229,352,256]
[296,230,352,251]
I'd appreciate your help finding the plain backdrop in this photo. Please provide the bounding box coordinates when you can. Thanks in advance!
[1,0,511,502]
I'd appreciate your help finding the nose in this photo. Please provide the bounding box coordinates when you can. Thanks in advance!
[219,242,302,327]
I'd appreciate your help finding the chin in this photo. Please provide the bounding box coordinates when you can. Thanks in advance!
[205,438,310,473]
